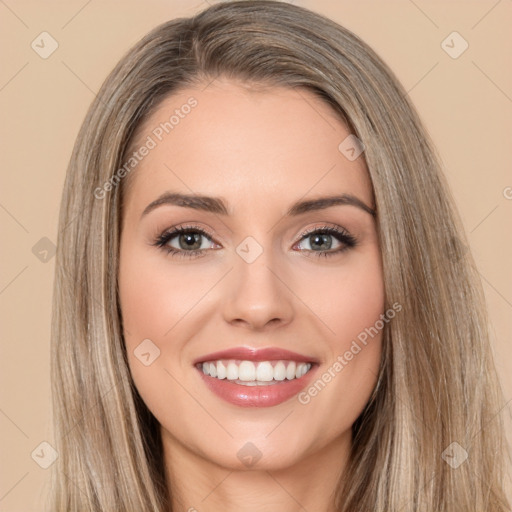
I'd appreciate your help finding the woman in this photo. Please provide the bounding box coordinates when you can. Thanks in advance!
[49,1,510,510]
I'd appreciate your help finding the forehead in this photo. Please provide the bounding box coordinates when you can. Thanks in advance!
[122,79,372,217]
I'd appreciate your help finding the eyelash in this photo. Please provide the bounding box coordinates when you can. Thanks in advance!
[152,224,357,259]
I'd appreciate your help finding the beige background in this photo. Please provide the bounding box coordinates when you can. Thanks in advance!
[1,0,511,509]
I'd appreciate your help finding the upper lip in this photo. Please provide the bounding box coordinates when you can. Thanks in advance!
[193,346,319,365]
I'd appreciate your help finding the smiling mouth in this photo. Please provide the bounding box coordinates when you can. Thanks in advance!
[197,359,314,386]
[193,346,319,407]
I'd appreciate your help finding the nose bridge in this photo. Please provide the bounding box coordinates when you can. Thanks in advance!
[221,233,295,330]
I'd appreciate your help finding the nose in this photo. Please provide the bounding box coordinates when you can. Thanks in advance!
[221,248,295,332]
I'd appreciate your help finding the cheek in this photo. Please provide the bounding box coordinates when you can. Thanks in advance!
[298,247,385,349]
[118,245,190,384]
[119,249,209,346]
[292,248,385,433]
[118,244,229,419]
[327,263,385,345]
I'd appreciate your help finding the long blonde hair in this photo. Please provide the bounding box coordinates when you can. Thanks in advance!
[49,1,510,510]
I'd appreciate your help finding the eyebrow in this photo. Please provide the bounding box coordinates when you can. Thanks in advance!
[141,192,376,219]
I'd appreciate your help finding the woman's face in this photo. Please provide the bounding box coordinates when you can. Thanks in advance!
[118,79,385,472]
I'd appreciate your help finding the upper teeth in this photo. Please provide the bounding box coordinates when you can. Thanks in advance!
[201,360,312,383]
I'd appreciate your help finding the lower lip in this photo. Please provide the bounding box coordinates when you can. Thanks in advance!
[197,365,318,407]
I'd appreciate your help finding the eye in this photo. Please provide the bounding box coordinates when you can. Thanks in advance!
[153,225,217,259]
[152,224,357,259]
[293,225,357,258]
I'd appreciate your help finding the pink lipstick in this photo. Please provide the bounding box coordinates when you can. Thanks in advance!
[194,347,319,407]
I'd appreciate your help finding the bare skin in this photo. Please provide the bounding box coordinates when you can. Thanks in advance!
[118,78,384,512]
